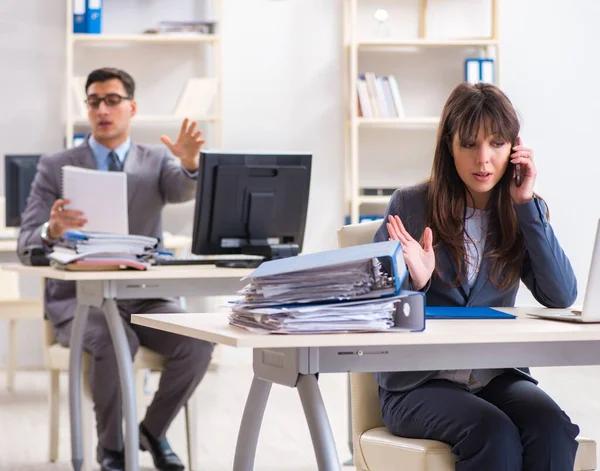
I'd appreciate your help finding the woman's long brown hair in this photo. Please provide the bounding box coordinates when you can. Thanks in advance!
[425,82,524,290]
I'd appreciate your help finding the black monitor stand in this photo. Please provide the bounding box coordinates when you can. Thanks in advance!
[215,243,300,269]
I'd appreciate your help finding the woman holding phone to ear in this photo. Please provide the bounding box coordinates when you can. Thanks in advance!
[373,82,579,470]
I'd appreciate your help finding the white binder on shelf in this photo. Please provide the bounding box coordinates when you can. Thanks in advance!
[72,76,88,119]
[465,58,495,85]
[173,77,218,118]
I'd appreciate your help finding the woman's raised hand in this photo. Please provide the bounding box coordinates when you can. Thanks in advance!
[387,215,435,290]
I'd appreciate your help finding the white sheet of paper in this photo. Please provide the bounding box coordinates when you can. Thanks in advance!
[62,165,128,234]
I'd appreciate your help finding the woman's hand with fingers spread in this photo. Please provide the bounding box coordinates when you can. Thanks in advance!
[387,215,435,290]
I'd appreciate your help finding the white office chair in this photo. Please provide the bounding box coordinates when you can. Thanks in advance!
[44,319,199,471]
[0,268,43,391]
[338,220,597,471]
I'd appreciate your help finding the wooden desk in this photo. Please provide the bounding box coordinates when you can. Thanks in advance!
[0,239,17,252]
[131,308,600,471]
[3,263,251,471]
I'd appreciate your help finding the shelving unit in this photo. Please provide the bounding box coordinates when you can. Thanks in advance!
[71,33,219,44]
[344,0,500,224]
[357,38,499,48]
[72,115,220,125]
[64,0,223,149]
[357,116,440,127]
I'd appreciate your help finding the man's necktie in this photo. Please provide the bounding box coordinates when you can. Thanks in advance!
[108,151,122,171]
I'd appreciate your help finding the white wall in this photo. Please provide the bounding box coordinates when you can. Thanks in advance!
[500,0,600,306]
[0,0,597,366]
[220,0,345,252]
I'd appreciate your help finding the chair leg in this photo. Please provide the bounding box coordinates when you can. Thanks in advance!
[184,392,198,471]
[7,319,17,392]
[48,370,60,462]
[135,368,147,424]
[82,376,95,471]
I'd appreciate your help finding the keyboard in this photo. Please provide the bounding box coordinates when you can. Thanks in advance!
[153,254,264,267]
[153,257,216,266]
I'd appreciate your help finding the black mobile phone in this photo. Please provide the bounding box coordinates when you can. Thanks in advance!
[514,137,522,187]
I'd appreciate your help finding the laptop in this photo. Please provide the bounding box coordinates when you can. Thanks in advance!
[527,219,600,323]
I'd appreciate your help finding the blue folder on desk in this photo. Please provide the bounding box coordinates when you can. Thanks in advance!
[425,307,516,320]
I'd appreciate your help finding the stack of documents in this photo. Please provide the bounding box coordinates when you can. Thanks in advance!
[230,297,401,334]
[229,241,425,334]
[49,231,159,271]
[235,258,394,307]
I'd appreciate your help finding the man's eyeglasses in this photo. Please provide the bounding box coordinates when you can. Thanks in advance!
[85,93,131,110]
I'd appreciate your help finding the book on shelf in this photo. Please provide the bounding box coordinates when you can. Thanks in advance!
[143,21,216,35]
[465,58,495,85]
[72,0,102,34]
[357,73,404,119]
[360,188,396,196]
[344,214,384,225]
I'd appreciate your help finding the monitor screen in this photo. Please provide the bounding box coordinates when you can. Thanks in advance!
[192,151,312,265]
[5,154,41,227]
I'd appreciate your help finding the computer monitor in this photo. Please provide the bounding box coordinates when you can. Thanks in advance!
[4,154,41,227]
[192,151,312,268]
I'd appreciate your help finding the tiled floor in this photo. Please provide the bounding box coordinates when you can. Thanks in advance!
[0,346,598,470]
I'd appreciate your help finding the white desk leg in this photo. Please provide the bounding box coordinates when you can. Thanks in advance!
[7,319,17,392]
[69,304,90,471]
[233,376,272,471]
[102,299,138,471]
[297,374,342,471]
[345,373,354,465]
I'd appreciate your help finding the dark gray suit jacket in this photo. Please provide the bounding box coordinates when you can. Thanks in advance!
[17,140,197,326]
[373,182,577,393]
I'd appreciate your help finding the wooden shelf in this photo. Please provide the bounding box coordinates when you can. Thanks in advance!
[358,195,392,205]
[344,0,500,224]
[65,0,223,149]
[356,38,499,49]
[357,117,439,127]
[73,115,219,125]
[72,33,219,44]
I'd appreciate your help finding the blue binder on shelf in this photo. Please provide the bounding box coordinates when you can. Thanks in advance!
[245,240,408,299]
[73,134,86,147]
[464,58,495,85]
[426,306,515,320]
[73,0,86,33]
[86,0,102,34]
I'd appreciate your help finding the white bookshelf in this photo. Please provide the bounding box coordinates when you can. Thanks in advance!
[358,195,393,205]
[356,117,440,127]
[357,38,499,49]
[344,0,500,224]
[73,115,220,125]
[64,0,223,149]
[72,33,219,44]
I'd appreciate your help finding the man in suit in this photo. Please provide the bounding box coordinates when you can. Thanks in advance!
[17,67,212,471]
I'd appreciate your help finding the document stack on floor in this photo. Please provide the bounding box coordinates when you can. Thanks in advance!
[48,231,159,271]
[228,241,426,334]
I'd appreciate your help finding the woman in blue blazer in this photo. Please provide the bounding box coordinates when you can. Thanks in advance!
[373,82,579,470]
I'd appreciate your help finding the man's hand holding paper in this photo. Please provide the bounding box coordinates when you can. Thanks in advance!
[48,198,87,239]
